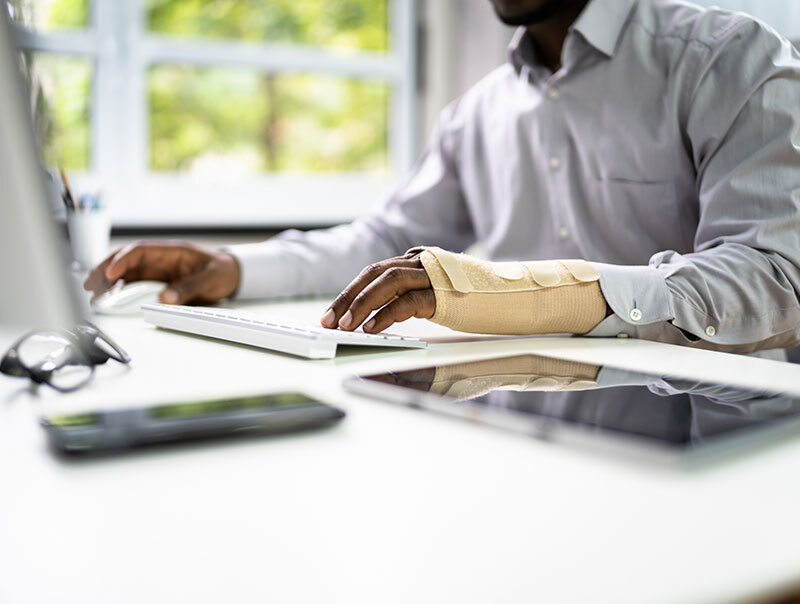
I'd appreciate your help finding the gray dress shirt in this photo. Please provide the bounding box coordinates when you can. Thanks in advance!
[228,0,800,355]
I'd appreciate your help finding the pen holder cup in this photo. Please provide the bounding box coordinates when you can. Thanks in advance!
[66,209,111,271]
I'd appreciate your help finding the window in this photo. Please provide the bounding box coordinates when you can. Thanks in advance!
[9,0,417,227]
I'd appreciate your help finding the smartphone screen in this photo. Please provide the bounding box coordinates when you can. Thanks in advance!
[41,393,345,455]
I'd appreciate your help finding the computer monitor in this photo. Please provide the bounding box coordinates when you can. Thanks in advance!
[0,5,83,331]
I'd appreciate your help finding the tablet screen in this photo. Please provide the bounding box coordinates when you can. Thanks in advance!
[351,354,800,462]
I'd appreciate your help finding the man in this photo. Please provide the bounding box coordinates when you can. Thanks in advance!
[85,0,800,357]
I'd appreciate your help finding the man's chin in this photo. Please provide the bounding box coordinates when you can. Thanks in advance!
[491,0,569,26]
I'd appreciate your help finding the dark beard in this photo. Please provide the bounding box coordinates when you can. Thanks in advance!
[493,0,579,26]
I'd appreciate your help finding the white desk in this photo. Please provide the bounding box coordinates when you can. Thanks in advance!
[2,298,800,604]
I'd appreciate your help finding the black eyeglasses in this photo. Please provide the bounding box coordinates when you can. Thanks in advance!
[0,323,131,393]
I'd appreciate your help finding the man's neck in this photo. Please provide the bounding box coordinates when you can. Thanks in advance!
[526,0,590,72]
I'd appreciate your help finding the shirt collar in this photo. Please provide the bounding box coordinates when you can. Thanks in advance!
[508,27,535,75]
[571,0,636,58]
[508,0,637,74]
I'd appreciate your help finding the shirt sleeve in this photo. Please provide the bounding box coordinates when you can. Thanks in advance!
[587,20,800,351]
[225,103,476,299]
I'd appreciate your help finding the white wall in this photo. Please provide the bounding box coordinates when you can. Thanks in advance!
[420,0,512,143]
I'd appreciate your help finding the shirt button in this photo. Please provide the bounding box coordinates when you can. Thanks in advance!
[705,326,716,337]
[549,156,562,171]
[629,308,642,322]
[546,87,560,101]
[558,226,570,239]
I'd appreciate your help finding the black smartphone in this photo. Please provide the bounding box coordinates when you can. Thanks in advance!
[41,392,345,455]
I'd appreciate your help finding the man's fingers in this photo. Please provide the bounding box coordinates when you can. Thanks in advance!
[363,289,436,333]
[161,271,210,305]
[368,367,436,391]
[104,243,153,282]
[322,260,391,327]
[338,267,430,331]
[321,256,422,328]
[83,247,123,296]
[104,241,201,282]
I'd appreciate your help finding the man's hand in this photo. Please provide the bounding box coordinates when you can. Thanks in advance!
[83,240,241,305]
[320,251,436,333]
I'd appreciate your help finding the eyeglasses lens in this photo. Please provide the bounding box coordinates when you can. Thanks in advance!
[17,333,93,390]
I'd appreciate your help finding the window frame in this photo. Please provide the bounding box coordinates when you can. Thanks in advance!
[11,0,418,228]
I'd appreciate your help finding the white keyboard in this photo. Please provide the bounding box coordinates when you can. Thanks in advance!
[141,303,427,359]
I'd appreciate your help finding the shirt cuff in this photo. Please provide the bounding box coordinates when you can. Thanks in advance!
[586,263,674,337]
[221,241,285,300]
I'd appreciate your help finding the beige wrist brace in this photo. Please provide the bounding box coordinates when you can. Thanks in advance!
[410,246,607,335]
[429,355,599,400]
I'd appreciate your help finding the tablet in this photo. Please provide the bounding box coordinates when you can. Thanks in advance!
[344,354,800,466]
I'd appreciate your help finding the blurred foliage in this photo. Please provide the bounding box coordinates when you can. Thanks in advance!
[147,0,389,52]
[149,66,388,174]
[147,0,390,174]
[11,0,391,175]
[36,54,91,170]
[8,0,88,30]
[19,52,91,171]
[10,0,91,170]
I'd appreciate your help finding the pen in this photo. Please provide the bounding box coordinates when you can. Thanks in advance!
[46,169,72,210]
[59,168,77,211]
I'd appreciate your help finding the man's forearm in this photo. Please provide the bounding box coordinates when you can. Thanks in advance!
[223,217,409,300]
[417,247,607,335]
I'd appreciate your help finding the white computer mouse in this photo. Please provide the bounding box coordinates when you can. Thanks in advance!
[92,280,166,315]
